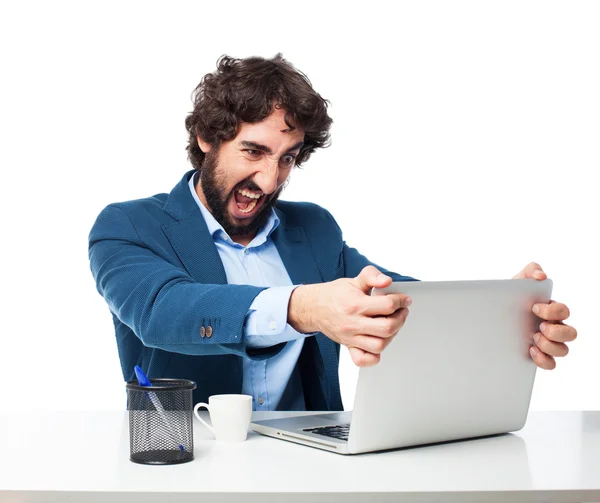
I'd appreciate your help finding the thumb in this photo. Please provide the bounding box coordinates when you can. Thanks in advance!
[349,347,380,367]
[352,265,392,293]
[513,262,547,280]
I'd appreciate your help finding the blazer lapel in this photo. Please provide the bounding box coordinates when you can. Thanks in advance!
[161,171,227,285]
[271,211,323,287]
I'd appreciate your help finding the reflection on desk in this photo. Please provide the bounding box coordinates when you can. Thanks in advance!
[1,410,599,503]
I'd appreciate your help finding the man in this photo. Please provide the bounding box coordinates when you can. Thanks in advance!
[88,54,577,410]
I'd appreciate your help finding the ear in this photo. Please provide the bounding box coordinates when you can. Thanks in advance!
[196,136,212,153]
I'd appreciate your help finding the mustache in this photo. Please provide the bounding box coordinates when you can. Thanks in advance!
[231,177,287,204]
[234,179,263,193]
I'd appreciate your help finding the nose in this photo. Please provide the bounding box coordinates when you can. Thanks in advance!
[253,158,280,195]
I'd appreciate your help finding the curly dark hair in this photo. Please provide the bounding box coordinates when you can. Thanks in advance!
[185,53,332,170]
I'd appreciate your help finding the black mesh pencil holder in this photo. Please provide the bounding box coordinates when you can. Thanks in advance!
[126,379,197,465]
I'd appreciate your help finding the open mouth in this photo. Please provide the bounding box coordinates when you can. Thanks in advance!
[230,187,266,219]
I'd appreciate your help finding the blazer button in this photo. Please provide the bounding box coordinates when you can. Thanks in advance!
[206,326,213,338]
[200,326,206,338]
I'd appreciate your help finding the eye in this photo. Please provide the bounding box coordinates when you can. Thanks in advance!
[281,154,296,166]
[244,149,261,157]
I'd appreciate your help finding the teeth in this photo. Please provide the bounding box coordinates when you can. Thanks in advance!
[238,198,258,214]
[238,188,261,199]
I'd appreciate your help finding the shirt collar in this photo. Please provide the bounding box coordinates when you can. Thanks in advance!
[188,172,280,248]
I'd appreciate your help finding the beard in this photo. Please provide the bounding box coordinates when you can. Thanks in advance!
[197,150,284,238]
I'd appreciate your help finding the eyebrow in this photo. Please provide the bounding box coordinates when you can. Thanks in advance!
[240,140,304,155]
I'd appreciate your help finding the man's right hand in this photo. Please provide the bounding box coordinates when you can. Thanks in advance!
[287,266,411,367]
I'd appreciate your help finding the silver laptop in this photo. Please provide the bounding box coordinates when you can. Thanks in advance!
[251,278,553,454]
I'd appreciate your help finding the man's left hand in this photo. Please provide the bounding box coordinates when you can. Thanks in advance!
[513,262,577,370]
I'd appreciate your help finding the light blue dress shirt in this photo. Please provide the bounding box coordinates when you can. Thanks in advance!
[189,176,311,411]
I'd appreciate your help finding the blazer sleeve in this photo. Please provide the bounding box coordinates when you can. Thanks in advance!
[343,244,419,282]
[88,204,284,359]
[322,208,419,282]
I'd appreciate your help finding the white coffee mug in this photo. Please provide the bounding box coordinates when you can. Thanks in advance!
[194,394,253,442]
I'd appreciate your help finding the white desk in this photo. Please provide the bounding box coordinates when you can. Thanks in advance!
[1,410,599,503]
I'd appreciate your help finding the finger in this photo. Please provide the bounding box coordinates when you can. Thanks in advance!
[360,293,412,316]
[539,321,577,343]
[352,266,392,293]
[533,332,570,357]
[533,301,571,322]
[359,307,410,338]
[513,262,546,280]
[348,347,380,367]
[529,346,557,370]
[350,334,395,355]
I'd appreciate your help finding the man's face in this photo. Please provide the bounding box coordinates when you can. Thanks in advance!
[196,108,305,241]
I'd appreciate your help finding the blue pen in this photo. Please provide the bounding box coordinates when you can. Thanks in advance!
[134,366,185,452]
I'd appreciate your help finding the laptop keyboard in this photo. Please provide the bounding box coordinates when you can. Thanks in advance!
[302,423,350,441]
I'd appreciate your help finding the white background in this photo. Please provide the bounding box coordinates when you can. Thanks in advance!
[0,0,597,412]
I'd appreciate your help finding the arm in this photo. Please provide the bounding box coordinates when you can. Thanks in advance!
[323,207,419,282]
[245,286,314,349]
[243,207,417,349]
[88,204,285,359]
[342,244,419,283]
[285,205,417,367]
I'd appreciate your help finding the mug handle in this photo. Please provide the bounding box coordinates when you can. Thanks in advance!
[194,402,214,434]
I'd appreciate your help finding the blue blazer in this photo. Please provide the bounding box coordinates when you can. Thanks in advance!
[88,171,417,410]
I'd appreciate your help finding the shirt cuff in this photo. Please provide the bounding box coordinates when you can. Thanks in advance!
[245,286,313,349]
